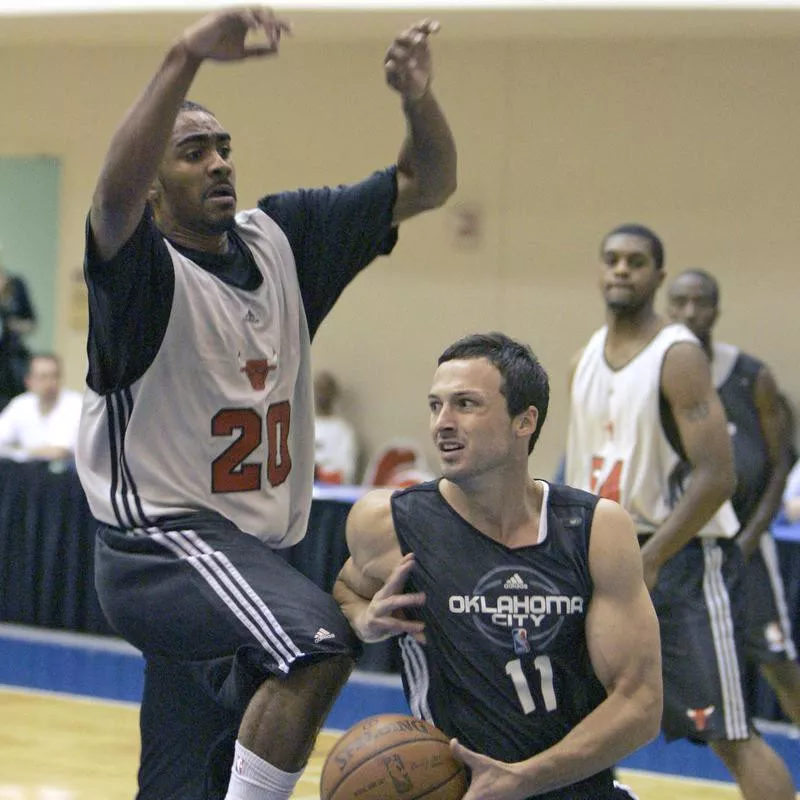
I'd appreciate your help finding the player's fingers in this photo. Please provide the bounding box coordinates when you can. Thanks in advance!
[381,554,416,592]
[411,18,440,35]
[243,43,280,57]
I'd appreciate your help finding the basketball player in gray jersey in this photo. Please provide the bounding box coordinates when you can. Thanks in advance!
[76,7,456,799]
[335,333,662,800]
[566,225,795,799]
[668,268,800,725]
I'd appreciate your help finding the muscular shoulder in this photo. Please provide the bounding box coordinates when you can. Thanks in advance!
[588,499,642,591]
[346,488,402,581]
[661,339,712,399]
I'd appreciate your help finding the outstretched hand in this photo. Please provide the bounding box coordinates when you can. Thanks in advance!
[356,552,426,644]
[450,740,532,800]
[181,6,292,62]
[385,19,440,102]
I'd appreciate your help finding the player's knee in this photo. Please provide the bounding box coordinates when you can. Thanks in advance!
[296,653,355,694]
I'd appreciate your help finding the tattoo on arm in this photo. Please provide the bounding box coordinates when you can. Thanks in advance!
[683,401,710,422]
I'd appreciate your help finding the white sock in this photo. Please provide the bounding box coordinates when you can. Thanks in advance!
[224,740,303,800]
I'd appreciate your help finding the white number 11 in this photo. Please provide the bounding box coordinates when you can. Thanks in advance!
[505,656,557,714]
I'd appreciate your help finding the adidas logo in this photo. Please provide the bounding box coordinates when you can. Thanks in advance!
[503,573,528,590]
[314,628,336,643]
[243,309,260,324]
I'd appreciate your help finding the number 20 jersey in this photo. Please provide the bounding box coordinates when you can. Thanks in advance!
[76,208,314,547]
[392,480,617,800]
[566,324,738,538]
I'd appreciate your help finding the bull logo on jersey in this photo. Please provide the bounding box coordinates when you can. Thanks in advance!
[765,621,786,653]
[240,357,276,391]
[686,705,715,732]
[448,565,585,650]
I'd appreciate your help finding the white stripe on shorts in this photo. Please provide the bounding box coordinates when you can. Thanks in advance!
[398,634,433,723]
[759,534,798,660]
[150,528,303,674]
[702,539,749,739]
[613,780,639,799]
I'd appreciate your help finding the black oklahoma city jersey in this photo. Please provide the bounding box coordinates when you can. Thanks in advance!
[392,480,615,800]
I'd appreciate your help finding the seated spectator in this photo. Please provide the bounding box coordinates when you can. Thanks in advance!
[0,256,37,410]
[314,370,358,485]
[0,353,82,462]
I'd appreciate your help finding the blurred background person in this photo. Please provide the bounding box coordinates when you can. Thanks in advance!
[667,268,800,726]
[314,370,358,485]
[0,353,82,463]
[0,249,37,410]
[784,456,800,523]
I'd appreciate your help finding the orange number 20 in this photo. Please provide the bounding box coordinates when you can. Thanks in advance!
[211,402,292,493]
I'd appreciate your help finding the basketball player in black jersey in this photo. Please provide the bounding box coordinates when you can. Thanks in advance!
[668,268,800,725]
[79,6,456,800]
[334,333,662,800]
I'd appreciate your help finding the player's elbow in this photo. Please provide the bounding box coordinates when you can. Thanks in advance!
[636,674,664,745]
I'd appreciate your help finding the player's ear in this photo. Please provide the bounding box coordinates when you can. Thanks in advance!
[148,180,162,206]
[516,406,538,439]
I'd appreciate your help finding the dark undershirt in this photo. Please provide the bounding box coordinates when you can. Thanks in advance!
[83,166,399,394]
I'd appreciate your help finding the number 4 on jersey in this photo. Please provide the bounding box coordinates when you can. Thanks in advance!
[590,456,623,503]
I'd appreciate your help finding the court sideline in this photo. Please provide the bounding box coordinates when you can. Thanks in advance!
[0,624,798,799]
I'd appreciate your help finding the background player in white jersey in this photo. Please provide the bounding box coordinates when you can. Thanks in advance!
[334,333,662,800]
[76,7,456,799]
[566,224,795,799]
[667,268,800,725]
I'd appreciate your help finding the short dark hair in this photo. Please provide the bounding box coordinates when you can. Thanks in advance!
[438,332,550,454]
[601,223,665,270]
[179,99,214,117]
[675,267,720,306]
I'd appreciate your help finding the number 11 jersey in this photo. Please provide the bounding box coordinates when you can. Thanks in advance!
[392,480,618,800]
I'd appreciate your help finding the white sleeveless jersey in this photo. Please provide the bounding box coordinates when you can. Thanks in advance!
[566,323,738,538]
[76,209,314,547]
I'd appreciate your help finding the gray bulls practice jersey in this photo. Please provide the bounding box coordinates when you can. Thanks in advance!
[566,324,738,538]
[77,209,314,546]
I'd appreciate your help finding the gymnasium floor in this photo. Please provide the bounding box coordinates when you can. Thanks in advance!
[1,623,798,799]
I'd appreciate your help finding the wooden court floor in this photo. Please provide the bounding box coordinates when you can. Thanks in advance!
[2,687,787,800]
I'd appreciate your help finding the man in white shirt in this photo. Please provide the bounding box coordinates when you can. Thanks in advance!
[0,353,83,462]
[313,370,358,484]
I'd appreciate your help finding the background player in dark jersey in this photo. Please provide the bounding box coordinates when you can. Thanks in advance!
[77,6,456,800]
[566,225,795,800]
[667,268,800,725]
[334,333,662,800]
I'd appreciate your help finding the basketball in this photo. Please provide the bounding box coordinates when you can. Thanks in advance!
[320,714,468,800]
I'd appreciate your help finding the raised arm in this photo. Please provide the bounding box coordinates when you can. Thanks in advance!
[90,7,289,261]
[737,367,792,559]
[639,341,736,588]
[385,20,457,224]
[452,500,662,800]
[333,489,426,643]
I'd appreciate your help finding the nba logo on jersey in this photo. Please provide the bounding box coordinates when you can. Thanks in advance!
[512,627,530,654]
[686,705,715,731]
[240,357,276,391]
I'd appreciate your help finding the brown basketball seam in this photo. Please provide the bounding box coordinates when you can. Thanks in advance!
[409,768,467,799]
[323,736,451,800]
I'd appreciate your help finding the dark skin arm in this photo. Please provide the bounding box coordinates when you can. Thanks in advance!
[639,341,736,589]
[388,20,457,223]
[737,367,792,559]
[90,7,287,262]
